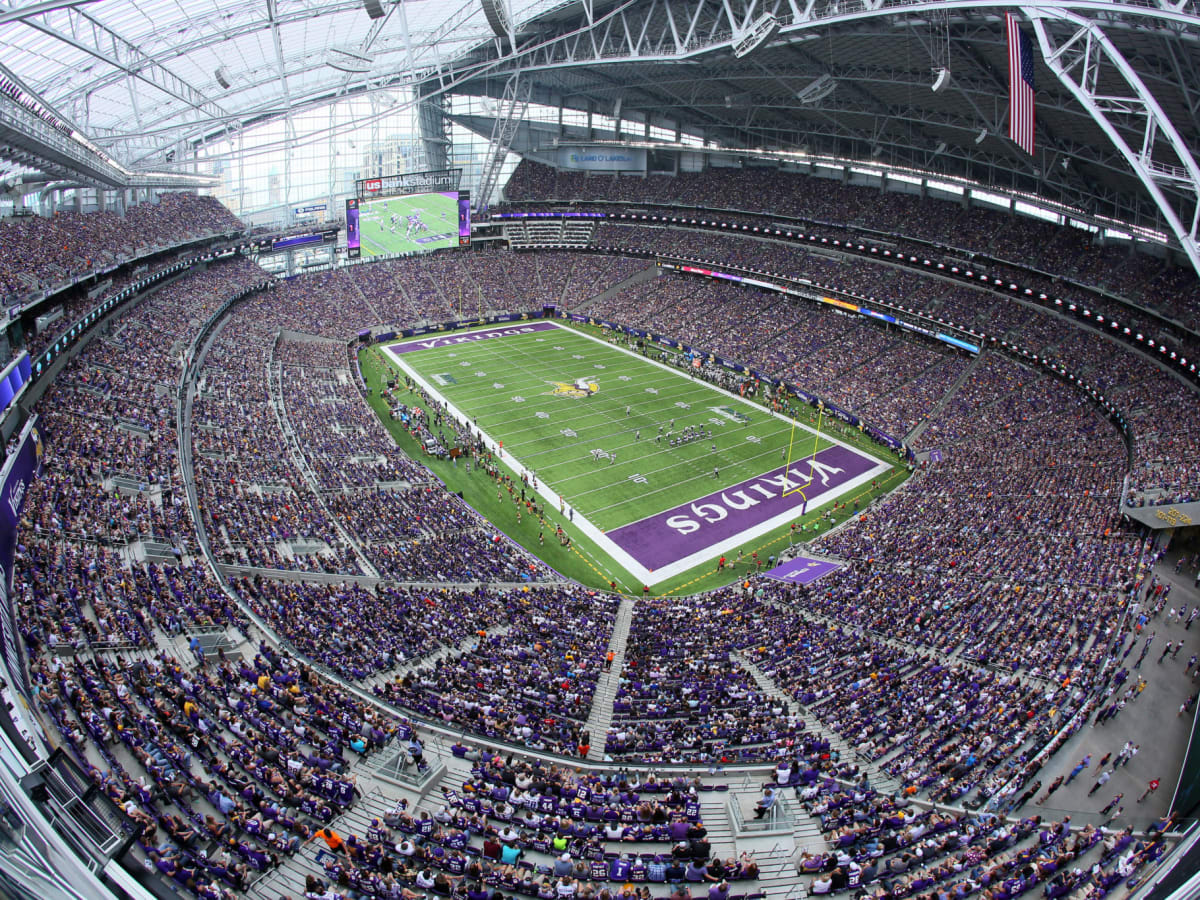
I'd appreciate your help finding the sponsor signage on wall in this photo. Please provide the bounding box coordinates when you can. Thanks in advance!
[0,417,44,697]
[557,147,647,172]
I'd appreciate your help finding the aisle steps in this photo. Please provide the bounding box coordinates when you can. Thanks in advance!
[584,597,634,761]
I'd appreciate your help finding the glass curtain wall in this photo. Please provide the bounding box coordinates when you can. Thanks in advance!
[193,92,540,224]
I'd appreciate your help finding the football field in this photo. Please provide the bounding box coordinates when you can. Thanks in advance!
[357,192,459,256]
[381,321,892,585]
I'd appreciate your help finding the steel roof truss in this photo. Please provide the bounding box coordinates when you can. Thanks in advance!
[1027,6,1200,275]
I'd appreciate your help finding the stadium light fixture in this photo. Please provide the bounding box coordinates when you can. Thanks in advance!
[796,75,837,105]
[480,0,511,38]
[732,14,780,58]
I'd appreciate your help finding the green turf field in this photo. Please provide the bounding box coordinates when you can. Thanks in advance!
[379,320,897,588]
[391,329,829,530]
[358,192,458,256]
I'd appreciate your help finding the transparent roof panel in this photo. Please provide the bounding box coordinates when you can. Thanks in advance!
[0,0,571,169]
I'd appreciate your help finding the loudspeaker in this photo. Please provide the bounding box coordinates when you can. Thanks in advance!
[931,68,951,93]
[215,66,231,90]
[363,0,385,19]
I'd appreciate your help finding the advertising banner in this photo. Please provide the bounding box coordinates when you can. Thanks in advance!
[345,198,361,258]
[765,555,844,585]
[0,417,44,696]
[557,147,647,172]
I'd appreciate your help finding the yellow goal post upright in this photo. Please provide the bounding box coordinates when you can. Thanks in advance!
[782,400,826,514]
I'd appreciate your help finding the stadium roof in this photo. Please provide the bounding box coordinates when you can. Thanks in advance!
[1,0,1199,265]
[0,0,572,165]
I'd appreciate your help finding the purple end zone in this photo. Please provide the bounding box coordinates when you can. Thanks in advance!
[387,321,559,355]
[606,444,878,571]
[765,555,842,585]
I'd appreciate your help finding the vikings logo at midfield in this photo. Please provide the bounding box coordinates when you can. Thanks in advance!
[547,378,599,399]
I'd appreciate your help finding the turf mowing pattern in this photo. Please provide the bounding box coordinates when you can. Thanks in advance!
[381,321,892,586]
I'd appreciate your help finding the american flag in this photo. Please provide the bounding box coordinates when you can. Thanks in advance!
[1007,12,1036,155]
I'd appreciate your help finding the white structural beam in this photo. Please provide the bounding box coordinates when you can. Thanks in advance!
[420,0,1200,262]
[64,0,1197,172]
[474,70,530,212]
[1024,5,1200,277]
[0,0,98,26]
[20,12,230,132]
[454,0,1200,76]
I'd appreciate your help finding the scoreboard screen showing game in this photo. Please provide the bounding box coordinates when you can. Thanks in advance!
[346,191,464,258]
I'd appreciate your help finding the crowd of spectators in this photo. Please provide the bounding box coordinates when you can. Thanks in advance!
[13,256,266,659]
[341,249,643,328]
[567,214,1199,506]
[232,577,515,681]
[190,284,370,575]
[271,334,555,583]
[420,755,766,898]
[376,587,618,756]
[4,186,1188,900]
[276,337,426,488]
[609,595,804,764]
[610,581,1081,803]
[791,774,1167,900]
[32,640,401,898]
[504,159,1200,334]
[20,259,264,552]
[0,192,241,304]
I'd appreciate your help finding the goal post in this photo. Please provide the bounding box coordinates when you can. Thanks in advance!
[782,402,824,500]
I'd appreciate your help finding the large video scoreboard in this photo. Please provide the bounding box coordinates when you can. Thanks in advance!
[345,168,470,259]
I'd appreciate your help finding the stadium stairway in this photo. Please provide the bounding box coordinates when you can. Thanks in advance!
[569,264,659,313]
[732,650,902,797]
[362,624,514,695]
[266,358,382,579]
[245,787,398,900]
[584,596,634,761]
[698,783,738,858]
[346,271,388,326]
[903,348,988,448]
